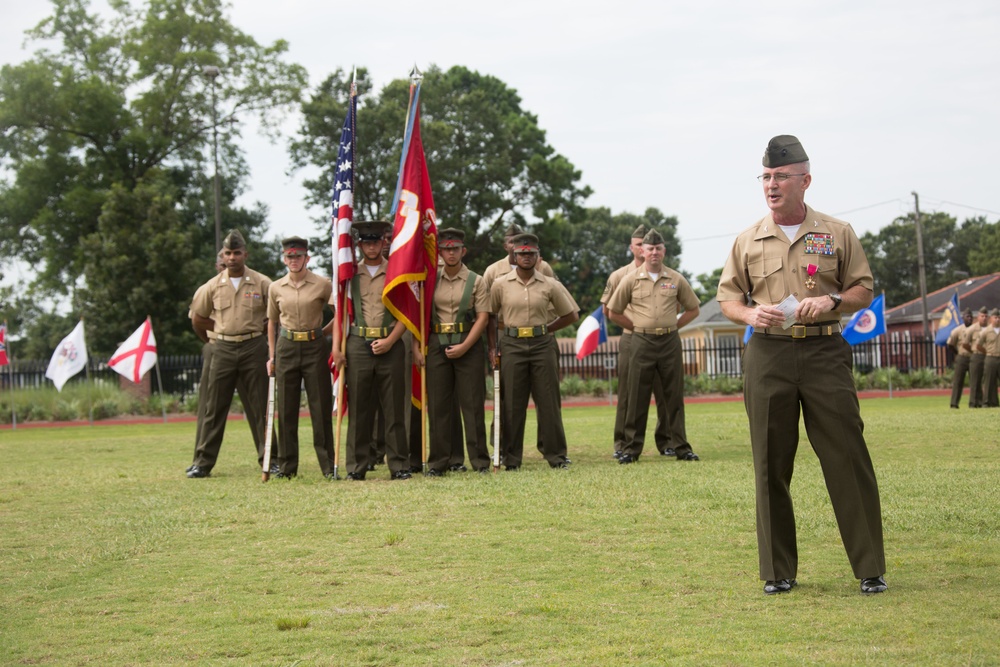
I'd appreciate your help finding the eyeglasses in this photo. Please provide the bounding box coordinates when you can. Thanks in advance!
[757,173,807,183]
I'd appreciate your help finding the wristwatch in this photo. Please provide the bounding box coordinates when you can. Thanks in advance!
[828,293,843,310]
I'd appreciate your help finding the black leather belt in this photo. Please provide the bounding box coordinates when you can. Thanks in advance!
[504,325,548,338]
[280,327,323,342]
[760,322,843,338]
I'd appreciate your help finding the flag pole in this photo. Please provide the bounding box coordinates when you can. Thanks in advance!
[3,320,15,429]
[80,317,93,425]
[419,282,428,473]
[148,316,168,424]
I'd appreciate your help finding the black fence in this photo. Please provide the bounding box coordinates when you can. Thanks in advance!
[1,334,953,396]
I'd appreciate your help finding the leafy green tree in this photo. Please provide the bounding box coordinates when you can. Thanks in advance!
[290,65,592,275]
[541,206,682,321]
[965,217,1000,276]
[693,267,724,304]
[0,0,305,356]
[860,212,976,307]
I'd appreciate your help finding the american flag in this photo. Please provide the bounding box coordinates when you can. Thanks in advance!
[0,322,8,366]
[332,84,357,324]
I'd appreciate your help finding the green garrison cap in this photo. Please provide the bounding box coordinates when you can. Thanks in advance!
[962,308,973,316]
[503,222,525,237]
[631,224,649,240]
[991,308,1000,317]
[979,306,989,314]
[438,228,465,248]
[281,236,309,254]
[642,228,665,246]
[510,233,539,253]
[222,229,247,250]
[763,135,809,168]
[354,220,391,241]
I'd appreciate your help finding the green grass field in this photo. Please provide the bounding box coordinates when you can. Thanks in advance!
[1,396,997,666]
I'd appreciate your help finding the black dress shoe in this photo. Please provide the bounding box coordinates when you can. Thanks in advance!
[346,471,366,481]
[677,451,700,461]
[618,453,638,464]
[424,468,445,477]
[763,578,797,595]
[268,463,280,475]
[660,447,676,457]
[408,465,424,474]
[448,464,468,472]
[391,470,413,480]
[366,463,376,471]
[186,465,210,478]
[475,468,491,474]
[549,461,570,469]
[504,465,520,471]
[860,575,887,594]
[185,464,196,474]
[613,450,623,460]
[274,471,296,479]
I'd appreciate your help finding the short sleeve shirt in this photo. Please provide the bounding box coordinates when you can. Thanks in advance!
[191,267,271,335]
[947,324,970,356]
[607,265,699,329]
[434,265,489,322]
[717,206,873,313]
[490,270,577,328]
[977,326,1000,356]
[601,262,641,326]
[353,259,392,327]
[266,269,333,331]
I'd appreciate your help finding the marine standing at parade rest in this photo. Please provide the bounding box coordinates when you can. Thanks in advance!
[186,250,226,472]
[266,236,336,479]
[331,221,415,481]
[601,223,675,459]
[967,306,989,408]
[607,228,701,463]
[489,233,579,470]
[946,308,974,408]
[976,308,1000,407]
[423,228,492,476]
[717,135,887,596]
[187,229,272,478]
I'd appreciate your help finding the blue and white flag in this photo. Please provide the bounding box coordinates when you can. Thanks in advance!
[933,292,960,346]
[575,306,608,359]
[842,293,887,345]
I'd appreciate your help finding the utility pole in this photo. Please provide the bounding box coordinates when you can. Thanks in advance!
[912,191,931,341]
[203,65,222,253]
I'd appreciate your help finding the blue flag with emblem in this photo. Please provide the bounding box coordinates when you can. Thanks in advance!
[933,292,960,346]
[842,293,887,345]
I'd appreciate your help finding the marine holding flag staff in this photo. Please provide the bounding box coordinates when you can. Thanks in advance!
[187,229,272,479]
[331,221,415,481]
[717,135,887,596]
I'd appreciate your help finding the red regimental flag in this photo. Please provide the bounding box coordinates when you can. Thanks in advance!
[382,105,438,395]
[0,323,8,366]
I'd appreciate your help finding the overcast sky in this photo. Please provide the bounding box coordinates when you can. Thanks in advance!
[3,0,999,282]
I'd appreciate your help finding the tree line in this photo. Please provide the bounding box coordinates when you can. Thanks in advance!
[2,0,997,359]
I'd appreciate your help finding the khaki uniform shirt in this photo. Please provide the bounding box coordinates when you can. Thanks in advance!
[434,265,489,322]
[966,322,985,354]
[189,282,210,320]
[354,259,391,326]
[717,206,873,313]
[601,262,641,327]
[482,256,555,291]
[490,270,577,328]
[266,269,333,331]
[607,265,699,329]
[948,323,971,356]
[977,327,1000,357]
[192,267,271,335]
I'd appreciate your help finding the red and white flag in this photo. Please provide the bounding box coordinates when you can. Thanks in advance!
[108,317,158,383]
[0,323,8,366]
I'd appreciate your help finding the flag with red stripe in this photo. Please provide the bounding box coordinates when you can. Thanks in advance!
[108,317,158,383]
[382,85,438,407]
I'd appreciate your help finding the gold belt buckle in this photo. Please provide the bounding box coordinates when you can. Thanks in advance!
[791,325,806,339]
[440,323,455,334]
[655,328,665,335]
[292,331,310,341]
[518,326,533,338]
[365,327,380,338]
